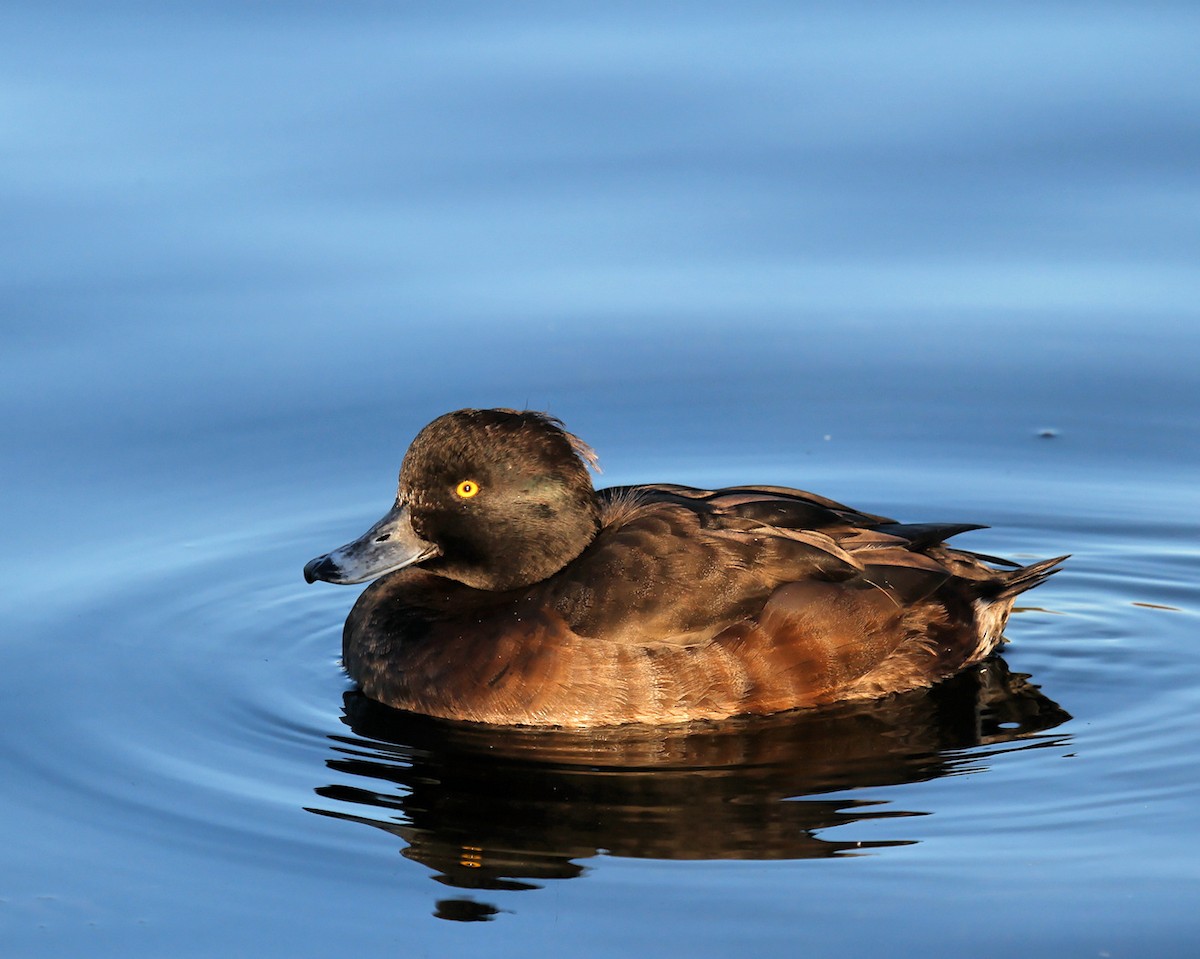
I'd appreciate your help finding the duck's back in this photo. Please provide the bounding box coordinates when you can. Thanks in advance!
[343,483,1063,727]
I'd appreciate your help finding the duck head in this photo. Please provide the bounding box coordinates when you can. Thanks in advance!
[304,409,601,591]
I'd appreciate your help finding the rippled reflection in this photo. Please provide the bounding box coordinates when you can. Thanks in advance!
[307,659,1068,920]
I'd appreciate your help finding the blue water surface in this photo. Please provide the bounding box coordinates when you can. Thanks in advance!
[3,3,1199,956]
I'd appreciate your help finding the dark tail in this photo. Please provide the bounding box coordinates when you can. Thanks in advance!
[997,555,1069,600]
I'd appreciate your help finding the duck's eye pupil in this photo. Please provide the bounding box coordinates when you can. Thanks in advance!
[456,480,479,499]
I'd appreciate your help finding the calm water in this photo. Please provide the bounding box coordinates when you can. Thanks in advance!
[4,3,1199,956]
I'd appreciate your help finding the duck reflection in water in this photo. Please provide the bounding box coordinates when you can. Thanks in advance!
[307,658,1069,921]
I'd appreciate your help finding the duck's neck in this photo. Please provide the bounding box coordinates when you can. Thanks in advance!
[430,488,601,592]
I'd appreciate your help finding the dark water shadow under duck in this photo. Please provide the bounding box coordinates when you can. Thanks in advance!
[304,409,1067,727]
[306,658,1071,921]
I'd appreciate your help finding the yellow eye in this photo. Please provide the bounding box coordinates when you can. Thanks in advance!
[455,480,480,499]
